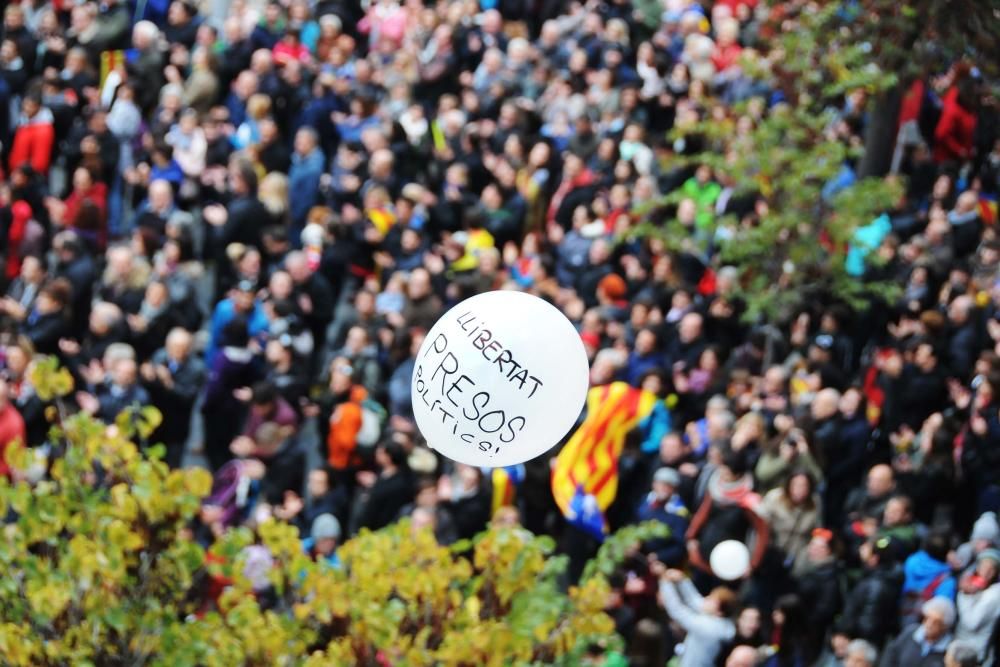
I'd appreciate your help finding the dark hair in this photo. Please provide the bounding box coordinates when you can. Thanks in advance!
[381,442,409,470]
[923,530,951,563]
[722,446,750,476]
[41,278,72,307]
[782,470,816,511]
[220,316,249,348]
[251,381,278,406]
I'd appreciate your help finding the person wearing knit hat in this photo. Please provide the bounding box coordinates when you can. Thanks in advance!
[305,513,342,568]
[953,511,1000,572]
[638,467,689,566]
[955,548,1000,662]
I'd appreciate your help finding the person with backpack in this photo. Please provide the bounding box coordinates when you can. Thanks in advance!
[901,532,957,627]
[315,356,385,488]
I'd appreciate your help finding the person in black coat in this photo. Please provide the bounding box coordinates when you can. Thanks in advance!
[354,443,414,533]
[285,250,335,356]
[18,279,70,356]
[879,597,955,667]
[442,464,492,541]
[201,318,262,471]
[51,231,95,334]
[204,157,268,294]
[839,537,905,648]
[880,340,948,431]
[78,356,151,425]
[141,328,205,468]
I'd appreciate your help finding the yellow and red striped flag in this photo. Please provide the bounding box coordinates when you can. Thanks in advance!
[551,382,657,520]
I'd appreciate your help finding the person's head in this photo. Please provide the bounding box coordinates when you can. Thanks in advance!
[807,528,835,563]
[19,255,44,285]
[284,250,312,284]
[4,338,33,378]
[882,495,913,527]
[307,468,330,498]
[410,506,436,535]
[703,587,737,618]
[843,639,878,667]
[250,381,279,416]
[811,387,841,421]
[111,356,138,388]
[724,645,758,667]
[867,464,895,498]
[408,268,432,300]
[945,640,981,667]
[36,279,71,315]
[736,606,762,639]
[132,20,160,50]
[914,340,939,372]
[975,548,1000,583]
[376,442,408,471]
[229,156,258,195]
[948,295,974,326]
[164,327,192,362]
[678,311,703,343]
[785,471,815,506]
[923,531,951,563]
[90,301,123,337]
[651,467,680,500]
[310,513,341,555]
[921,597,956,643]
[329,357,354,394]
[492,505,521,528]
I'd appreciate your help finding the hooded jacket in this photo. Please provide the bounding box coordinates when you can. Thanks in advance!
[9,107,54,175]
[903,550,957,602]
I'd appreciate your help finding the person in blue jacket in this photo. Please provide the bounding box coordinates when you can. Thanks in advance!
[900,531,957,626]
[206,279,269,362]
[301,513,341,569]
[638,467,690,566]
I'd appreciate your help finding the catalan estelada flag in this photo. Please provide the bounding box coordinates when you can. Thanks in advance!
[551,382,657,525]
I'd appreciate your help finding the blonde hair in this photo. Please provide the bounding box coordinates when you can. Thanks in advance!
[246,93,272,120]
[259,172,289,216]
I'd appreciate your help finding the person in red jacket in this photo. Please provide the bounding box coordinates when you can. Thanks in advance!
[0,378,27,479]
[5,200,34,281]
[934,82,977,165]
[8,93,54,176]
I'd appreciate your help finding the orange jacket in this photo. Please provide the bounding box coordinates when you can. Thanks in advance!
[326,385,368,470]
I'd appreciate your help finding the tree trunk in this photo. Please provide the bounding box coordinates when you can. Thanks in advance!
[859,85,904,179]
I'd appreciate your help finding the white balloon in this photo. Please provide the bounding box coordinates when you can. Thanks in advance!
[709,540,751,581]
[411,290,589,467]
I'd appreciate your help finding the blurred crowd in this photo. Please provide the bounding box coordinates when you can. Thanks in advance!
[0,0,999,664]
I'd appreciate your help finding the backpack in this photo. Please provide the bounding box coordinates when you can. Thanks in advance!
[900,571,948,625]
[356,398,387,448]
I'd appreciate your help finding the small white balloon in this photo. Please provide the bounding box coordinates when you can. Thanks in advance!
[709,540,751,581]
[411,290,589,467]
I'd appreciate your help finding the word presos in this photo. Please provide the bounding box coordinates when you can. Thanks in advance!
[411,291,590,467]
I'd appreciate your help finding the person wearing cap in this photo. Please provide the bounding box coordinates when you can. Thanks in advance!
[955,548,1000,662]
[880,596,955,667]
[637,467,689,566]
[303,513,342,568]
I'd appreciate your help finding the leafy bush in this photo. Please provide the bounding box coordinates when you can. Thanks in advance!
[0,358,664,666]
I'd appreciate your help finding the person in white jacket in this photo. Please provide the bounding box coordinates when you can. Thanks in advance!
[654,564,737,667]
[955,548,1000,665]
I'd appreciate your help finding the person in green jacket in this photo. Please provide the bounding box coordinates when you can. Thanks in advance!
[681,164,723,231]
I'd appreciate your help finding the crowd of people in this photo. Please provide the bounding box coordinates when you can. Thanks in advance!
[0,0,998,664]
